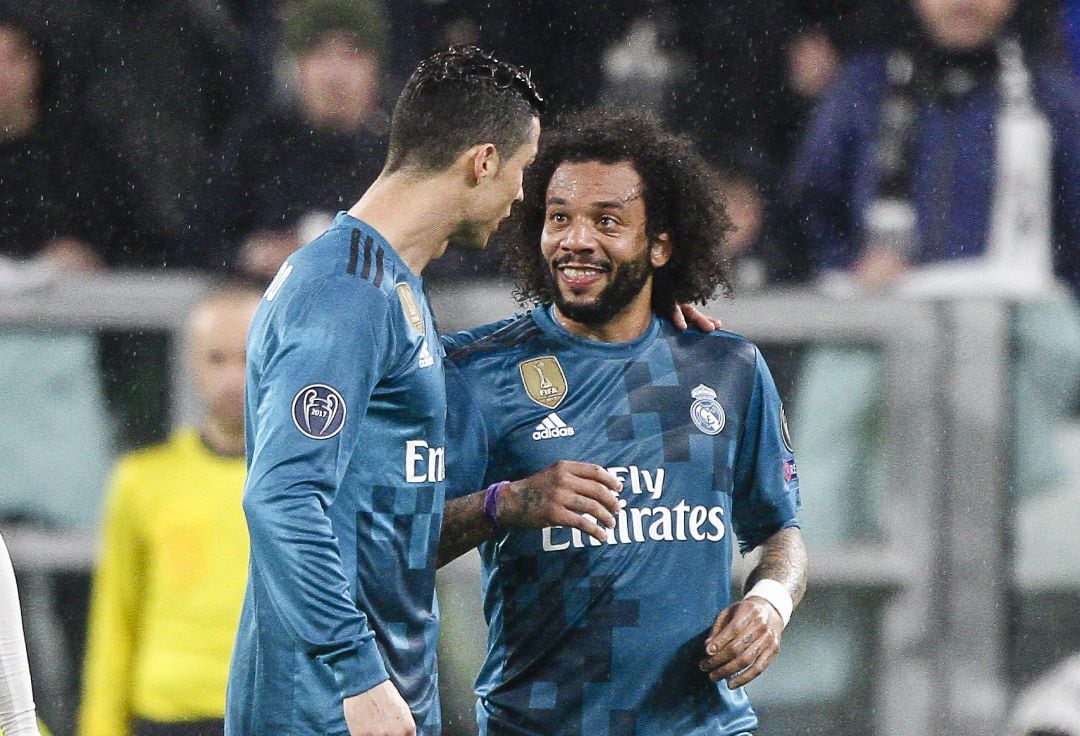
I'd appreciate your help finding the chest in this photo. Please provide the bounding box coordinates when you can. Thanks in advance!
[479,346,750,499]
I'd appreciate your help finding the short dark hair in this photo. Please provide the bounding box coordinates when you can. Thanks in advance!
[504,108,734,313]
[384,45,545,174]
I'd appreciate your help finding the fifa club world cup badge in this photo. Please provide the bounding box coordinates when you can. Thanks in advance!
[396,283,425,335]
[690,384,726,435]
[519,356,568,409]
[292,384,347,439]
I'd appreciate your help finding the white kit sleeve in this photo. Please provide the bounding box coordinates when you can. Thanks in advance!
[0,533,40,736]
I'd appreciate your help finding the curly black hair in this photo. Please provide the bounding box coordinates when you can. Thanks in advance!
[385,45,544,173]
[503,107,734,314]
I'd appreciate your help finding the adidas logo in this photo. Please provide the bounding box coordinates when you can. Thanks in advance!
[532,412,576,440]
[418,341,434,368]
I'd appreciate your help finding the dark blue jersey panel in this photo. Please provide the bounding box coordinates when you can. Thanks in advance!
[446,305,800,736]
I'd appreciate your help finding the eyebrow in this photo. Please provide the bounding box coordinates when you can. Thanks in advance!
[546,196,628,210]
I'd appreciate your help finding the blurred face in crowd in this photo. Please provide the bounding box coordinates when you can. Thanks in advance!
[297,32,381,132]
[540,160,672,327]
[717,175,763,260]
[912,0,1018,51]
[0,24,40,130]
[188,293,259,435]
[451,116,540,252]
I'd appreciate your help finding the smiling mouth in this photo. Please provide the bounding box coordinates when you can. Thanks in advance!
[555,263,609,287]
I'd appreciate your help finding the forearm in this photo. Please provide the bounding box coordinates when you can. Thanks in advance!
[244,483,388,694]
[744,526,809,609]
[437,492,493,567]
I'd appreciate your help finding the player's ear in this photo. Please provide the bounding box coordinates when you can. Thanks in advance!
[465,143,499,186]
[649,233,672,268]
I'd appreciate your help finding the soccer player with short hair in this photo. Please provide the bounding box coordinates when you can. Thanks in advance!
[440,110,809,735]
[224,47,595,736]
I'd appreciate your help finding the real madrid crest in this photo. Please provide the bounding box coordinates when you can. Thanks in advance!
[690,384,725,435]
[519,356,568,409]
[396,283,425,335]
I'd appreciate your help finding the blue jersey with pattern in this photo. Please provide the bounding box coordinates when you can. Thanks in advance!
[226,212,446,736]
[443,306,800,736]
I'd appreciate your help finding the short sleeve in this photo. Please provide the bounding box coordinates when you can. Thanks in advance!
[731,348,801,553]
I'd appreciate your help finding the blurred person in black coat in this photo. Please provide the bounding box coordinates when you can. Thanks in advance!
[0,9,164,270]
[211,0,390,279]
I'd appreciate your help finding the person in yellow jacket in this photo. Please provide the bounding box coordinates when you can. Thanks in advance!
[79,282,261,736]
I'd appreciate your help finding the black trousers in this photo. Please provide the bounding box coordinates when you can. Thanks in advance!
[132,719,225,736]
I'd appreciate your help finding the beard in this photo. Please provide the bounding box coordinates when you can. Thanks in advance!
[545,252,653,326]
[447,219,490,252]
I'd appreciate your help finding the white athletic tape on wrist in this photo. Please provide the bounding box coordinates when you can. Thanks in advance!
[744,579,793,627]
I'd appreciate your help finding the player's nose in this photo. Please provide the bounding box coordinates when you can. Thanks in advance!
[559,219,596,251]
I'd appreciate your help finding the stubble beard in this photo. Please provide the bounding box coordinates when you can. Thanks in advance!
[546,254,653,327]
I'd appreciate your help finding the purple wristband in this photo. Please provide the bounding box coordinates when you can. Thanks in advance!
[483,481,509,533]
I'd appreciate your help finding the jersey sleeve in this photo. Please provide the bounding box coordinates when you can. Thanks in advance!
[243,277,395,699]
[438,317,518,354]
[443,361,490,501]
[79,459,145,736]
[731,348,801,553]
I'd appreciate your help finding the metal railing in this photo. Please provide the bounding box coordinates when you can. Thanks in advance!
[0,273,1023,735]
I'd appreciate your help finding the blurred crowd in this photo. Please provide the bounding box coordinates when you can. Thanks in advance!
[4,1,1080,734]
[1,0,1073,289]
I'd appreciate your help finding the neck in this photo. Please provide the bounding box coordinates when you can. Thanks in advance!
[200,418,245,457]
[348,169,463,276]
[551,289,656,343]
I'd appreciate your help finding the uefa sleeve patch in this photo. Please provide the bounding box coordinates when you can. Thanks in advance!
[291,384,347,439]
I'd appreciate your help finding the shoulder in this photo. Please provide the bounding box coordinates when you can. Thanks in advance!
[667,322,760,367]
[445,312,542,366]
[110,430,196,493]
[265,231,399,324]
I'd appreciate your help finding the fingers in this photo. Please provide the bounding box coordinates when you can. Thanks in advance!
[552,508,613,544]
[698,600,782,689]
[563,461,622,492]
[672,304,689,330]
[505,462,623,532]
[673,304,723,333]
[726,647,778,689]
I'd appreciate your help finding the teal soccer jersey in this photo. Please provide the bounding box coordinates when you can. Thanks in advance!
[444,306,801,736]
[226,213,446,736]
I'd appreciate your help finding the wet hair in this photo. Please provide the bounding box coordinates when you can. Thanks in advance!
[504,107,734,313]
[384,45,544,174]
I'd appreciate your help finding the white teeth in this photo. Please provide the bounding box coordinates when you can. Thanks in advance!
[560,267,602,278]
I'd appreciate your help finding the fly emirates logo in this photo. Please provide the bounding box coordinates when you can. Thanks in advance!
[541,465,726,552]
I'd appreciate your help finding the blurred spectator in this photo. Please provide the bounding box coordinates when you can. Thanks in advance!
[713,153,772,291]
[386,1,645,117]
[1066,0,1080,74]
[66,0,259,267]
[79,282,260,736]
[0,9,164,270]
[1009,652,1080,735]
[211,0,389,279]
[788,0,1080,545]
[670,0,863,172]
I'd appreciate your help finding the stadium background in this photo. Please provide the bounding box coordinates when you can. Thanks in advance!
[1,1,1078,734]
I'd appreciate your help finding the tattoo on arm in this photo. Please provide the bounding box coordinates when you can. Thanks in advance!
[744,527,809,609]
[437,492,493,568]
